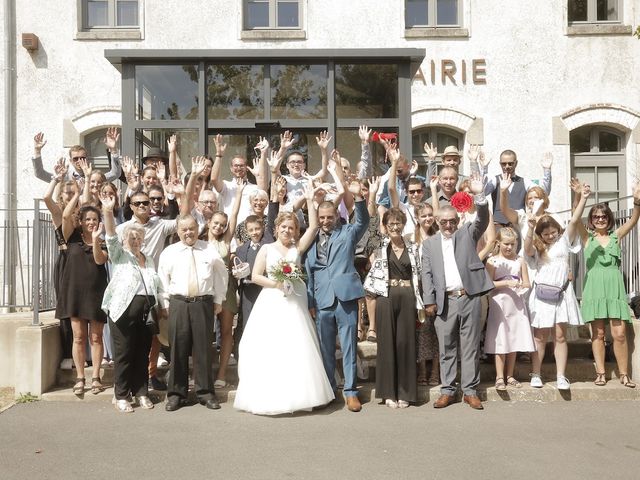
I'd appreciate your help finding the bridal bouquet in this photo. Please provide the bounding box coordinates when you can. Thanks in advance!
[269,260,306,297]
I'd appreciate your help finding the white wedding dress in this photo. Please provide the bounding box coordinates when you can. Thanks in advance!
[233,243,335,415]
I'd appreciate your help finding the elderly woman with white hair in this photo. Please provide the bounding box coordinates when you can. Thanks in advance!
[100,194,163,413]
[234,188,271,243]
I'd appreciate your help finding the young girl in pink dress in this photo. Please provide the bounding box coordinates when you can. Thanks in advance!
[484,227,534,390]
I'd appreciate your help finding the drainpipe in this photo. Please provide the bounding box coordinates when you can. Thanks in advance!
[3,0,17,310]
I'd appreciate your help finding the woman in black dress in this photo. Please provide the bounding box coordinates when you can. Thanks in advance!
[364,208,423,408]
[60,189,109,396]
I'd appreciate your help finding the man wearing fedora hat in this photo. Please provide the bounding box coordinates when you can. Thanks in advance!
[142,147,169,177]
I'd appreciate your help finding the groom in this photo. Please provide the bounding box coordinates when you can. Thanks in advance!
[305,182,369,412]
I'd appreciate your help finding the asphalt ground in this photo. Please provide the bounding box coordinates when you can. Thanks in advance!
[1,399,640,479]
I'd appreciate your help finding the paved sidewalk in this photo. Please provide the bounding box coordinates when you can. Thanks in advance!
[1,399,640,479]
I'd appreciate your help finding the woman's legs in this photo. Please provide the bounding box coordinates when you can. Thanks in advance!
[89,320,104,380]
[590,320,607,374]
[494,354,506,381]
[216,309,234,383]
[531,327,549,375]
[505,352,517,379]
[71,318,88,379]
[365,295,377,340]
[553,323,568,377]
[610,320,630,377]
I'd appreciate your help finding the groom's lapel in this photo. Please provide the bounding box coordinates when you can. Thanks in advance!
[326,226,341,260]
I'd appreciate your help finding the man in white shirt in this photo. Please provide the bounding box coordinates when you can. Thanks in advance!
[421,174,494,411]
[158,215,228,411]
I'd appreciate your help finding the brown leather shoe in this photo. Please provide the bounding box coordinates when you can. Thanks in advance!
[433,394,455,409]
[345,396,362,412]
[463,394,484,410]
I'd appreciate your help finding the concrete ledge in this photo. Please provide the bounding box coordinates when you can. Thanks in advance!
[405,27,469,38]
[240,30,306,40]
[14,324,61,398]
[75,30,142,41]
[567,24,632,36]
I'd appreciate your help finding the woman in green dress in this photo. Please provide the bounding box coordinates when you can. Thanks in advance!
[579,182,640,388]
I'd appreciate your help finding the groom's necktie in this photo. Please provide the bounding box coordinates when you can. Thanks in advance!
[317,231,329,264]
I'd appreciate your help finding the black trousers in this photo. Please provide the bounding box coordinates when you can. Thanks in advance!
[110,295,153,399]
[168,296,215,402]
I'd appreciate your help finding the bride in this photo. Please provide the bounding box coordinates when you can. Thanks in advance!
[233,184,335,415]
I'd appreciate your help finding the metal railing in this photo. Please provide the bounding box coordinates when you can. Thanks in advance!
[0,200,57,322]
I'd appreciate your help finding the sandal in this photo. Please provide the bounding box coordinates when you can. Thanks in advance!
[620,374,636,388]
[594,372,606,386]
[366,329,377,343]
[115,399,134,413]
[506,376,522,388]
[91,377,105,395]
[357,327,366,343]
[72,378,85,395]
[495,377,507,391]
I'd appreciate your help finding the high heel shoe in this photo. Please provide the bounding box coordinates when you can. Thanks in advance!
[72,378,85,396]
[620,374,636,388]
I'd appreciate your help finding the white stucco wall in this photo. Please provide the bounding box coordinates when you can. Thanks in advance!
[8,0,640,212]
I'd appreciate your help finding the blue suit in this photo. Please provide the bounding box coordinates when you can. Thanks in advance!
[305,200,369,396]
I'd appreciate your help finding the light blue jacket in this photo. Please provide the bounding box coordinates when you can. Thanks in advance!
[101,235,163,322]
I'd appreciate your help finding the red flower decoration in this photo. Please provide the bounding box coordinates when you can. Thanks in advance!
[371,132,398,143]
[282,264,292,274]
[450,191,473,213]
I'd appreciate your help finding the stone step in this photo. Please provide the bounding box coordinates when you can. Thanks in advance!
[41,380,640,404]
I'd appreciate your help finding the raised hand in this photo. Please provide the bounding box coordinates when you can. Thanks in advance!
[477,151,491,169]
[347,179,362,197]
[303,183,316,202]
[167,134,177,154]
[78,158,92,177]
[170,176,185,196]
[191,156,207,176]
[368,176,381,196]
[430,175,439,191]
[500,172,512,191]
[247,156,259,178]
[34,132,47,153]
[157,162,167,182]
[235,177,246,196]
[569,177,583,194]
[527,213,537,230]
[330,148,341,165]
[327,159,338,175]
[468,172,483,195]
[53,157,68,181]
[581,182,591,199]
[275,176,287,201]
[410,159,419,176]
[92,222,104,242]
[255,136,269,154]
[358,125,371,144]
[541,152,553,170]
[280,130,297,150]
[121,155,135,177]
[267,150,282,173]
[99,193,116,211]
[382,141,400,165]
[423,142,437,160]
[213,134,227,157]
[103,127,120,152]
[315,130,332,150]
[467,144,481,163]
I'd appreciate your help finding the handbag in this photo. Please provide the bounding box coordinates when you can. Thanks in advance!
[232,256,251,280]
[534,279,570,303]
[136,266,159,335]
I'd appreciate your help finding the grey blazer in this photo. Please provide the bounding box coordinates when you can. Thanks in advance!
[421,201,494,315]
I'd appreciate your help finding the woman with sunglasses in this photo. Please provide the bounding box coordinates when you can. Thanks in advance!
[578,181,640,388]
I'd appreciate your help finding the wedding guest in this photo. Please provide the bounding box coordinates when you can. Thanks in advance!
[101,195,162,412]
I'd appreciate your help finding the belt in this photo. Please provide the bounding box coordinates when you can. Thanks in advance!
[389,279,412,287]
[446,289,466,298]
[171,294,213,303]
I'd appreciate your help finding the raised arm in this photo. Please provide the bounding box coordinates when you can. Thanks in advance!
[539,152,553,195]
[253,137,269,191]
[100,193,117,237]
[211,134,226,193]
[498,173,519,226]
[298,185,319,253]
[523,214,537,258]
[383,140,401,209]
[62,184,80,241]
[567,183,590,244]
[78,158,93,206]
[91,222,108,266]
[570,177,589,244]
[102,127,122,182]
[367,176,381,217]
[181,156,207,216]
[357,125,372,179]
[615,180,640,240]
[43,159,68,227]
[313,130,332,181]
[224,178,245,244]
[32,132,53,182]
[327,160,345,209]
[429,175,440,217]
[167,134,178,180]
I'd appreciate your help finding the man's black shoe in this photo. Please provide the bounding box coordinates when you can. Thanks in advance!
[149,375,167,391]
[200,398,221,410]
[165,397,185,412]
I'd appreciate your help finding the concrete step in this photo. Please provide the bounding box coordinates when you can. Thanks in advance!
[41,380,640,404]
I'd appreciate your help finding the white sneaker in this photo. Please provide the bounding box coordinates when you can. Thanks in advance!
[59,358,73,370]
[530,373,543,388]
[556,375,571,390]
[157,353,169,368]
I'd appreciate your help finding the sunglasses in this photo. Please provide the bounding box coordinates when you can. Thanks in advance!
[149,197,164,202]
[500,162,515,167]
[72,156,87,161]
[591,214,608,221]
[408,189,423,195]
[131,200,150,207]
[439,219,458,226]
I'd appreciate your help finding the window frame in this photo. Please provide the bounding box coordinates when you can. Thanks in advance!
[243,0,302,30]
[567,0,622,25]
[77,0,143,40]
[412,126,464,177]
[405,0,463,28]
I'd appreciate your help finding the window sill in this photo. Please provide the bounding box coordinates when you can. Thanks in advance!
[241,29,306,40]
[404,27,469,39]
[75,29,142,41]
[566,24,632,36]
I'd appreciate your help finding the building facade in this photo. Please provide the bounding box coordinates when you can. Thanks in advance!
[1,0,639,215]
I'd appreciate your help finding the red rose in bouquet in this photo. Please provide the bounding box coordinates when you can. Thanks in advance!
[371,131,398,143]
[282,264,293,274]
[450,191,473,213]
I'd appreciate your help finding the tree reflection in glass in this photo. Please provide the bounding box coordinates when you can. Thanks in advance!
[207,65,265,120]
[270,65,327,119]
[335,64,398,118]
[135,65,199,121]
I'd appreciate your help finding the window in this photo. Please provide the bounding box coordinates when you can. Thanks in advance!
[83,128,118,170]
[81,0,139,28]
[412,126,463,176]
[244,0,301,29]
[405,0,460,27]
[568,0,620,23]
